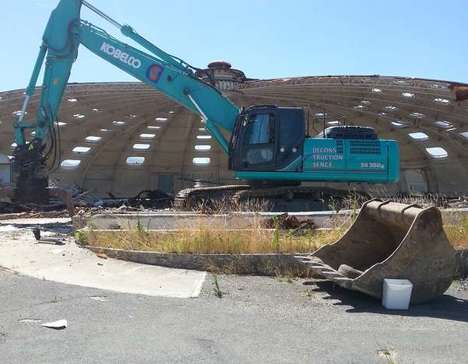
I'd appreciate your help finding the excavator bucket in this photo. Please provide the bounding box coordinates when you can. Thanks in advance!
[297,200,457,304]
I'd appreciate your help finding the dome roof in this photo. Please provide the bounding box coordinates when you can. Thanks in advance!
[0,74,467,196]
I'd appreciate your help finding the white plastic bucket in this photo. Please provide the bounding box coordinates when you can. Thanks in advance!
[382,279,413,310]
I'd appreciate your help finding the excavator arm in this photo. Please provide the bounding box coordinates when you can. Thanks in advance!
[13,0,239,203]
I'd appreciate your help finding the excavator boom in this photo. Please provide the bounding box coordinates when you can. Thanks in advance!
[13,0,239,203]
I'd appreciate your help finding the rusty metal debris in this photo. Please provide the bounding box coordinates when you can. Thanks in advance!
[297,200,457,304]
[262,213,316,232]
[0,185,174,218]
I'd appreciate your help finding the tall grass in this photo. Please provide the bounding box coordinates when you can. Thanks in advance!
[444,214,468,248]
[80,227,345,254]
[79,215,348,254]
[76,197,468,253]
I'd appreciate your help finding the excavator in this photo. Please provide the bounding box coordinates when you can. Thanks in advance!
[12,0,400,211]
[11,1,459,304]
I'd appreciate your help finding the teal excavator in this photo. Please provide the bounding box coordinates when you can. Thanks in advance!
[12,0,399,210]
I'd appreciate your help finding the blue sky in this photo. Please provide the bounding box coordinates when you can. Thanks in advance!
[1,0,467,91]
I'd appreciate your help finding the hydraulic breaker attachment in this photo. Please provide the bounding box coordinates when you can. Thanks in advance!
[297,200,457,304]
[13,141,49,205]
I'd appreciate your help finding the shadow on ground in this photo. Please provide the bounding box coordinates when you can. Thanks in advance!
[307,280,468,323]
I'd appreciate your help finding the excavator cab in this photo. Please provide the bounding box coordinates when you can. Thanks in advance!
[229,105,305,172]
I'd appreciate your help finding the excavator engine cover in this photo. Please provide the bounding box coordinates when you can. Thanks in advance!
[297,200,457,304]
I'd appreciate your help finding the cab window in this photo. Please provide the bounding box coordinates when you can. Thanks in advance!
[245,114,274,145]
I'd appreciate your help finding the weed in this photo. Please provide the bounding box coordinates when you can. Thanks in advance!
[49,296,61,304]
[271,226,280,252]
[328,197,339,213]
[212,274,223,298]
[304,288,313,297]
[349,192,360,221]
[456,279,468,291]
[136,216,147,235]
[444,214,468,248]
[192,196,272,214]
[274,268,295,283]
[377,348,397,364]
[275,275,294,283]
[74,230,88,245]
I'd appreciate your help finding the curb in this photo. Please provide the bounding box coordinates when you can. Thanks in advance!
[85,245,313,276]
[85,245,468,279]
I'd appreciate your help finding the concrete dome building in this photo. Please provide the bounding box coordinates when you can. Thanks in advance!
[0,64,467,198]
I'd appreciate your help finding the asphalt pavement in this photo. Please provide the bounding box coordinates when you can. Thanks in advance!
[1,270,467,364]
[1,219,468,363]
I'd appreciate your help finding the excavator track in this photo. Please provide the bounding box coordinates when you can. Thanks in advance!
[174,184,369,212]
[174,185,251,210]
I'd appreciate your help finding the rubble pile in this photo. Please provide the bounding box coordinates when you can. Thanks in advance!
[0,184,174,219]
[262,213,316,235]
[0,180,466,220]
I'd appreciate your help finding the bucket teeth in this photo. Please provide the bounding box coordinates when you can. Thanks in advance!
[294,255,353,288]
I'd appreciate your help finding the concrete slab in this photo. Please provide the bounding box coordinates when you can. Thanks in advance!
[0,225,206,298]
[74,210,347,230]
[74,207,468,230]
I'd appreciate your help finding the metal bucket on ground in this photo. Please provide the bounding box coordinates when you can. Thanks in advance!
[297,200,457,304]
